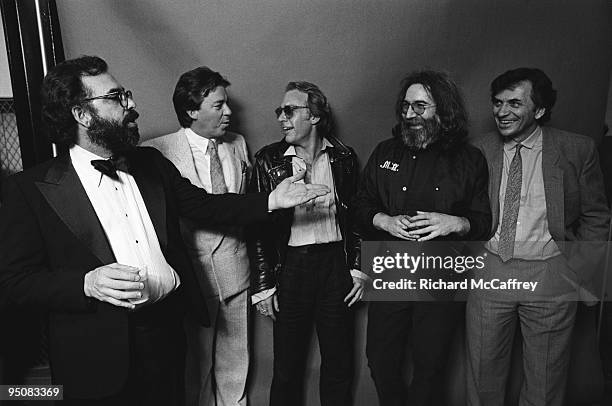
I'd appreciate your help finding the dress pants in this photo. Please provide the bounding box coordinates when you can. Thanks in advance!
[270,242,354,406]
[184,289,249,406]
[366,301,463,406]
[465,253,577,406]
[64,294,186,406]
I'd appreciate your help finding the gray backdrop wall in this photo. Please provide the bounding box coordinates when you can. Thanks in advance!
[57,0,612,155]
[55,0,612,405]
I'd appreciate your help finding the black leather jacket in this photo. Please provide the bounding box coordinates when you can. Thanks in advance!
[247,136,362,294]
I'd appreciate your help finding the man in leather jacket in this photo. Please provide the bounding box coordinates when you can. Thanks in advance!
[248,81,365,406]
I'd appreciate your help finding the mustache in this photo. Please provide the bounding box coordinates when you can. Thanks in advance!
[123,109,139,125]
[403,116,425,126]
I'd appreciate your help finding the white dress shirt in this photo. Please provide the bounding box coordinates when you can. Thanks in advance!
[285,139,343,246]
[185,128,237,193]
[70,145,179,305]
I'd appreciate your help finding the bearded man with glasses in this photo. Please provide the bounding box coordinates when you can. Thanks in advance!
[248,81,365,406]
[352,70,491,406]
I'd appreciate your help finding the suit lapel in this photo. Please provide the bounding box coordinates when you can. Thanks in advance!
[542,128,564,241]
[35,154,114,265]
[169,130,226,251]
[127,150,168,250]
[227,142,244,193]
[168,129,205,189]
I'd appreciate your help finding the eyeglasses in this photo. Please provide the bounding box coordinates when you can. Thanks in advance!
[81,89,133,109]
[274,105,309,119]
[400,101,436,116]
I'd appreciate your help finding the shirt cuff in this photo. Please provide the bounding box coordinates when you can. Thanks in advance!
[251,287,276,305]
[350,269,370,281]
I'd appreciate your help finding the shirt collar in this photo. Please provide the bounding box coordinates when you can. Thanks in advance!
[283,137,333,157]
[185,127,224,155]
[70,144,111,186]
[504,125,542,152]
[70,143,107,161]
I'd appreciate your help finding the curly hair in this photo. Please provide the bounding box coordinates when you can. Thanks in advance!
[490,67,557,124]
[173,67,230,128]
[286,81,333,137]
[41,55,108,145]
[395,70,468,149]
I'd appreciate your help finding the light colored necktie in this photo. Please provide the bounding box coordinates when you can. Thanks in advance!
[207,139,228,194]
[498,144,523,262]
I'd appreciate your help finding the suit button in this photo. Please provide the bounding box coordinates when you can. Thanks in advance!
[402,186,407,191]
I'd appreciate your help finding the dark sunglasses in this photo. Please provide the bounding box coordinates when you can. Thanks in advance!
[274,105,309,118]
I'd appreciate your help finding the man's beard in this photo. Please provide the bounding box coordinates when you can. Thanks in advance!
[87,109,140,155]
[400,116,441,149]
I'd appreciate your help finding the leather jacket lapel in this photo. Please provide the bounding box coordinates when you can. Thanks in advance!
[329,146,352,213]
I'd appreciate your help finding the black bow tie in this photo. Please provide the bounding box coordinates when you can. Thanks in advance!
[90,156,129,180]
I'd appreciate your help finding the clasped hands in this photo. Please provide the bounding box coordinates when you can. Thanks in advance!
[373,211,470,241]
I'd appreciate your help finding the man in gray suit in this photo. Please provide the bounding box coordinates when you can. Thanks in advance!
[143,67,251,406]
[467,68,609,405]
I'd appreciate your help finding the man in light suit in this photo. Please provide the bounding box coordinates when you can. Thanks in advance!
[467,67,610,405]
[0,55,328,405]
[143,67,251,406]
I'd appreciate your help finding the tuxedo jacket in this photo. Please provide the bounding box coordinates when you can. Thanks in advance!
[473,127,610,283]
[142,129,251,300]
[0,146,268,398]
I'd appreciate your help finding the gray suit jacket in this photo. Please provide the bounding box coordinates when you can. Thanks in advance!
[142,128,251,300]
[473,127,610,289]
